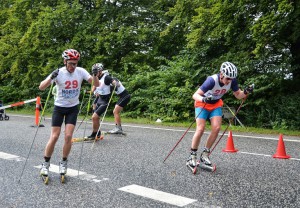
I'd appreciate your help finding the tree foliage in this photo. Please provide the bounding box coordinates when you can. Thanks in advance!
[0,0,299,130]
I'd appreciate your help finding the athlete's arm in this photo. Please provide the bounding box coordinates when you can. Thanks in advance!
[88,75,100,87]
[232,79,247,99]
[39,77,52,91]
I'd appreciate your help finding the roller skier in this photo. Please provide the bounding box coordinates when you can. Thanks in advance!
[39,49,99,184]
[186,62,254,174]
[86,63,130,140]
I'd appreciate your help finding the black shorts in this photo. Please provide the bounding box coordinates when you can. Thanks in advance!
[52,105,79,127]
[94,96,110,116]
[116,90,131,108]
[93,96,99,105]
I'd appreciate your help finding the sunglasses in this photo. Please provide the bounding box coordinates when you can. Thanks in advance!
[67,62,78,67]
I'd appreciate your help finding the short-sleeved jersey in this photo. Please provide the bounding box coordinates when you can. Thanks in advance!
[195,74,239,110]
[50,66,91,107]
[94,73,111,96]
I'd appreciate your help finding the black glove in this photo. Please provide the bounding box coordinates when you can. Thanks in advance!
[202,96,214,103]
[50,69,59,80]
[92,66,98,76]
[244,84,254,95]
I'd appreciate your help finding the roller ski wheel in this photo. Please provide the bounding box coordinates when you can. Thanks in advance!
[186,163,198,174]
[71,135,104,143]
[40,174,49,185]
[60,174,66,183]
[106,131,127,136]
[198,162,216,172]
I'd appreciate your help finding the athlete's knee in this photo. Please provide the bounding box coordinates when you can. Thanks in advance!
[195,126,205,135]
[92,113,99,120]
[211,124,221,133]
[113,107,122,114]
[49,135,59,144]
[64,134,72,143]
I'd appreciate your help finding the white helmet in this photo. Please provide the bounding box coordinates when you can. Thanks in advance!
[220,62,237,78]
[92,63,104,72]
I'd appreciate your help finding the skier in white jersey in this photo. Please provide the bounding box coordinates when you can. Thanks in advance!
[86,63,122,139]
[39,49,99,179]
[108,76,131,134]
[186,62,254,172]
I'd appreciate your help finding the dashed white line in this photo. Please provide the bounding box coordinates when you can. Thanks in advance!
[33,164,109,183]
[0,152,25,162]
[118,184,197,207]
[0,151,108,183]
[9,114,300,142]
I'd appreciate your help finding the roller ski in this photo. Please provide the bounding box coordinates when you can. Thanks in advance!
[186,152,198,174]
[107,125,127,136]
[40,162,50,184]
[199,148,216,172]
[59,160,67,183]
[72,131,104,143]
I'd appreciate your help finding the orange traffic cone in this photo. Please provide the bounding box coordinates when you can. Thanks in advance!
[222,131,238,152]
[273,134,290,159]
[31,96,44,127]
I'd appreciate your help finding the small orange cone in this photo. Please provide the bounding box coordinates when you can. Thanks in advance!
[273,134,290,159]
[31,96,44,127]
[222,131,238,152]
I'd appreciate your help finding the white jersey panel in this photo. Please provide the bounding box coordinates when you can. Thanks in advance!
[52,66,91,107]
[204,74,231,100]
[94,73,111,95]
[115,80,125,95]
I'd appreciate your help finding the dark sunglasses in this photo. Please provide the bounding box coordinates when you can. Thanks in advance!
[67,62,78,66]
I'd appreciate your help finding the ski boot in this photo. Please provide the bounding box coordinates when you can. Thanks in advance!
[108,125,126,135]
[186,151,198,174]
[84,131,103,141]
[40,161,50,184]
[199,148,216,172]
[59,160,67,183]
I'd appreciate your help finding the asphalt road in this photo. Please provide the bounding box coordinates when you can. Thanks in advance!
[0,114,300,208]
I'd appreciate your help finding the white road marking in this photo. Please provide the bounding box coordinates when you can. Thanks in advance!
[10,114,300,142]
[238,151,300,161]
[33,164,109,183]
[0,151,108,183]
[0,152,25,162]
[118,184,197,207]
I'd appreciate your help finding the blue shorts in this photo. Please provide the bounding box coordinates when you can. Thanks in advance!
[195,107,222,120]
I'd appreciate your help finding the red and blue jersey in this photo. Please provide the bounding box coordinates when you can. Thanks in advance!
[195,74,239,110]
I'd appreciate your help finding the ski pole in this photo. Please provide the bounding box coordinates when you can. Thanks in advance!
[78,89,87,115]
[91,84,116,149]
[18,83,53,184]
[75,92,90,132]
[224,103,245,127]
[209,97,246,155]
[78,81,94,177]
[163,103,207,163]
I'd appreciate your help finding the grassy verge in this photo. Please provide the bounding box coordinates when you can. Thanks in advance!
[6,109,300,137]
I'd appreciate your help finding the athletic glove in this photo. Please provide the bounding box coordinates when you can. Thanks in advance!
[244,84,254,95]
[202,96,214,103]
[92,66,98,76]
[50,69,59,80]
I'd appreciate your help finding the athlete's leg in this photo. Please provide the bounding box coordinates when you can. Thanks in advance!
[44,126,61,157]
[63,124,75,158]
[113,105,123,126]
[204,107,222,149]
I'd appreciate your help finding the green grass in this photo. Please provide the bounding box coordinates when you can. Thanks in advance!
[6,108,300,137]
